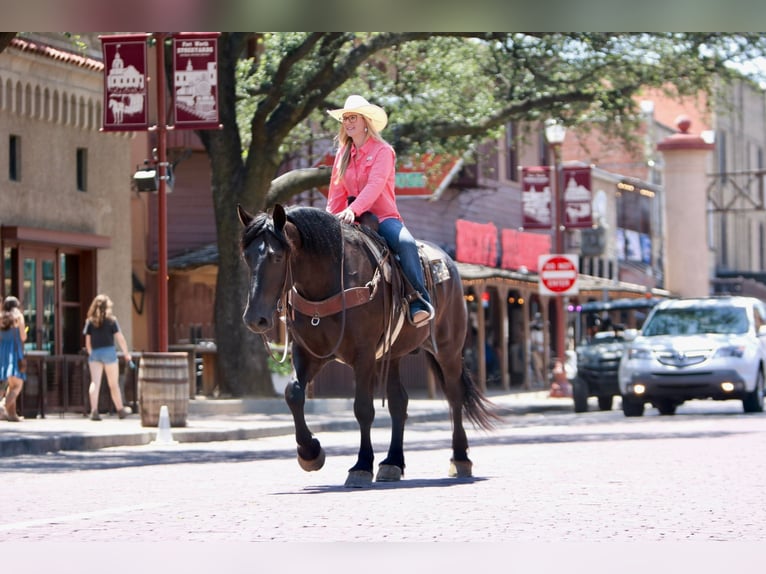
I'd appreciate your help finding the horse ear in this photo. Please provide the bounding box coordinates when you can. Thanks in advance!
[237,204,254,227]
[273,204,286,232]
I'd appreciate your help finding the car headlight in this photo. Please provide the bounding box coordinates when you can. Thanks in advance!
[714,345,746,358]
[627,347,651,360]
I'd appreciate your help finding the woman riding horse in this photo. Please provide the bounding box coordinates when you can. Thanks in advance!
[239,203,497,487]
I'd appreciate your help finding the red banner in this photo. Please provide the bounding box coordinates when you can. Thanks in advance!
[172,33,221,130]
[562,166,593,228]
[100,34,150,132]
[500,229,552,272]
[521,166,552,229]
[455,219,498,266]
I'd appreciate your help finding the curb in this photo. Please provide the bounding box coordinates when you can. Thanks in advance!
[0,394,573,457]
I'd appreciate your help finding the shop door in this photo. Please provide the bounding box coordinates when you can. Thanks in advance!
[19,248,56,353]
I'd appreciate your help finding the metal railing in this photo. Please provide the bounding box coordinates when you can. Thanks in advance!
[16,353,138,419]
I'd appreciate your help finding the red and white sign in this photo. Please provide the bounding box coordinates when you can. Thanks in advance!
[100,34,150,132]
[172,32,221,130]
[562,166,593,228]
[539,254,579,296]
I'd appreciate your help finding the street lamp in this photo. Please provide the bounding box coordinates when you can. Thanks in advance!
[544,119,572,397]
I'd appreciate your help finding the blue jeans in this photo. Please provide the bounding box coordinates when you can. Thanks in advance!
[378,218,431,307]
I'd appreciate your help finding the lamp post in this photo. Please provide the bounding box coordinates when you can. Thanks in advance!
[544,119,572,398]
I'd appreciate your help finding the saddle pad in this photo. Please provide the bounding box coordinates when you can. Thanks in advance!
[418,242,452,285]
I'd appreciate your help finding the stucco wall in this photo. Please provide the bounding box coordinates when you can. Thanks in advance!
[0,35,135,345]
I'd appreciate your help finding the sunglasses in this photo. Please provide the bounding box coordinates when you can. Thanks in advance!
[342,114,359,123]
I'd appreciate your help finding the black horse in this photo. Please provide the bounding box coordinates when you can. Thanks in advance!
[238,204,496,487]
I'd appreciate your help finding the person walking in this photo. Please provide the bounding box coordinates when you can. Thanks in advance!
[0,296,26,422]
[326,94,435,327]
[83,294,133,420]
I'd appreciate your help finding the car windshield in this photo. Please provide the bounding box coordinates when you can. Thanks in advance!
[641,306,749,336]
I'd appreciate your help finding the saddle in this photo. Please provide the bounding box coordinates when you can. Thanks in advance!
[288,213,450,357]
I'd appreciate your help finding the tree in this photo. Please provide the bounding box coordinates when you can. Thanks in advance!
[195,32,766,396]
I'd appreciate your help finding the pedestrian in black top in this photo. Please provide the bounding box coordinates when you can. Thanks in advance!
[83,294,132,420]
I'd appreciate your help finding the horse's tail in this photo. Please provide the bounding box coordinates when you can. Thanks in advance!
[460,366,501,431]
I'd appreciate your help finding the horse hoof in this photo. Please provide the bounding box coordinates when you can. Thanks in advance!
[375,464,403,482]
[297,447,326,472]
[344,470,373,488]
[448,458,473,478]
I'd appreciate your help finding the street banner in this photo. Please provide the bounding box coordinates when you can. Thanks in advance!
[562,166,593,228]
[172,32,221,130]
[521,166,552,229]
[500,228,551,272]
[455,219,498,266]
[100,34,150,132]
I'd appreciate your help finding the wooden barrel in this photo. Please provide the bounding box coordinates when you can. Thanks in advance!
[138,352,189,427]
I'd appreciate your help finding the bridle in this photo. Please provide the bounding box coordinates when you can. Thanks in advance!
[259,221,351,362]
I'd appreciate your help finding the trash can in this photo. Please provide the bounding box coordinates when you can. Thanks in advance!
[138,352,189,427]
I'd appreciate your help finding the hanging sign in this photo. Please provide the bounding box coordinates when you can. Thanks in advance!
[521,166,553,229]
[100,34,150,132]
[172,32,221,130]
[562,166,593,228]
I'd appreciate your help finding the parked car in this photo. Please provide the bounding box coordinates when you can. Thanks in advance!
[571,298,661,413]
[618,296,766,416]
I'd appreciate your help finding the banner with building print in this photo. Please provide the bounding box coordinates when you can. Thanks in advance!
[172,32,221,130]
[561,166,593,228]
[521,166,553,229]
[100,34,150,132]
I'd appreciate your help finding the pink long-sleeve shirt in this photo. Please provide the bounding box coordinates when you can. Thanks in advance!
[326,137,402,222]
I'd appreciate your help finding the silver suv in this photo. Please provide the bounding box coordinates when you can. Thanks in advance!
[618,296,766,416]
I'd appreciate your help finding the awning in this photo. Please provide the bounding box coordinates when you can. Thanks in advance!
[314,152,462,198]
[1,225,111,249]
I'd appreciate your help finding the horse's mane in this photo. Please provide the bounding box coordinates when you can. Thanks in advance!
[284,206,342,262]
[240,206,342,264]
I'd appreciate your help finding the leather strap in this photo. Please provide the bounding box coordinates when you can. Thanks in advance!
[290,285,374,319]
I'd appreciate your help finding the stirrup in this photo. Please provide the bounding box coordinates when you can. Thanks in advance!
[408,300,435,328]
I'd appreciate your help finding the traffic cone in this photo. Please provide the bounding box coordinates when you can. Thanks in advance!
[152,405,177,445]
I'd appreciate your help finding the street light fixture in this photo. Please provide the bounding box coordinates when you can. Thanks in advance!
[544,119,572,397]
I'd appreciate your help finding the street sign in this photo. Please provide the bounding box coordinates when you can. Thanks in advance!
[539,254,579,296]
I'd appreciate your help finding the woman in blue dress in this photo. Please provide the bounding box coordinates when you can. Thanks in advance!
[0,296,26,422]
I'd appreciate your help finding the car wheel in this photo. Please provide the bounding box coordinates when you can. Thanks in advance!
[573,378,589,413]
[622,396,644,417]
[742,369,765,413]
[656,399,677,416]
[597,395,614,411]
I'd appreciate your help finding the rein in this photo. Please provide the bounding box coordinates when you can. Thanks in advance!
[283,227,350,360]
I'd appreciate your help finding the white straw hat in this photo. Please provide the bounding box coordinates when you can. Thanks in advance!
[327,94,388,132]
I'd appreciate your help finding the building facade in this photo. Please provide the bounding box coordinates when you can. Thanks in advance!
[0,34,134,355]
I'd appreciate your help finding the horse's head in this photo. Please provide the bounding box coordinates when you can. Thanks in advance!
[238,203,298,334]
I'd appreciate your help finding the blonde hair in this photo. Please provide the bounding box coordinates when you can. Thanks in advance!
[86,294,115,328]
[1,296,21,331]
[333,116,386,184]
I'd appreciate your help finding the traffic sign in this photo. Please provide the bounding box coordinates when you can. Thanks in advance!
[539,254,579,296]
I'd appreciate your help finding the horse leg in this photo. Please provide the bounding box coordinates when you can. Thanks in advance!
[285,352,325,472]
[345,357,377,488]
[436,356,474,478]
[376,359,407,482]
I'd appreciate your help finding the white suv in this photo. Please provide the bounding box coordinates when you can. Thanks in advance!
[618,297,766,416]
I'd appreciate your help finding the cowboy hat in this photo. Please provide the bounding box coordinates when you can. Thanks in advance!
[327,95,388,132]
